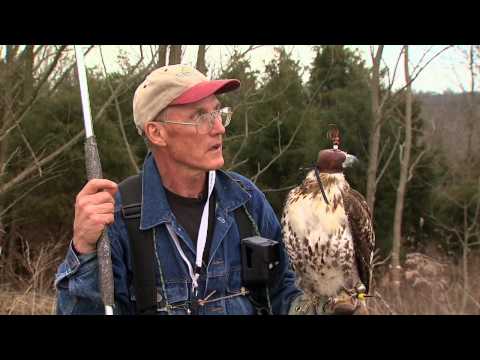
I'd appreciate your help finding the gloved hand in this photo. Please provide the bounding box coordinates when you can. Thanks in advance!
[323,288,369,315]
[288,294,329,315]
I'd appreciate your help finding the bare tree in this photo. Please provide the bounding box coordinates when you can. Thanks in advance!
[366,45,452,218]
[465,45,478,165]
[430,176,480,314]
[391,46,413,291]
[196,45,208,75]
[432,45,479,313]
[0,45,161,198]
[0,45,165,284]
[366,45,385,214]
[0,46,68,263]
[158,45,167,67]
[168,45,182,65]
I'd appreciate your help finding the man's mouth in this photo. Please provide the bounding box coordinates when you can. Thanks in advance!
[209,143,222,151]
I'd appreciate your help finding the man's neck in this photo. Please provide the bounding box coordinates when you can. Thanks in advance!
[153,155,208,199]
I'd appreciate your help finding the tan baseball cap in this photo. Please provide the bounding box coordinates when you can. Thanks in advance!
[133,64,240,135]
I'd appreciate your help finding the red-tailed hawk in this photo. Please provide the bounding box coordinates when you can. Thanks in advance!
[282,138,375,315]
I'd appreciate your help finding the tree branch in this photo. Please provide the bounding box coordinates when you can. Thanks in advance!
[0,172,64,219]
[0,45,69,141]
[99,45,139,174]
[407,148,427,182]
[17,123,42,177]
[376,127,401,187]
[0,46,160,197]
[229,109,251,167]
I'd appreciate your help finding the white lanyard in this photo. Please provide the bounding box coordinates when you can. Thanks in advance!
[166,170,216,295]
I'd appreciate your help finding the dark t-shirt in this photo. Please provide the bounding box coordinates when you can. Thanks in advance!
[164,187,216,273]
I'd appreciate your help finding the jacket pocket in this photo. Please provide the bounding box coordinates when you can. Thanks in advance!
[165,281,190,315]
[129,281,190,315]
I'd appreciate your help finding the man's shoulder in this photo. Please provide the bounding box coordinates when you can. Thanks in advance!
[219,170,257,193]
[218,170,268,206]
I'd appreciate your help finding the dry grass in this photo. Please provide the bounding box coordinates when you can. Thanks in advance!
[369,250,480,315]
[0,238,479,315]
[0,237,62,315]
[0,285,55,315]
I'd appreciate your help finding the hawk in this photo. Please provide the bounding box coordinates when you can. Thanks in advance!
[282,134,375,315]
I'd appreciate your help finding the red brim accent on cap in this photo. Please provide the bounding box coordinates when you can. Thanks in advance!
[170,79,240,105]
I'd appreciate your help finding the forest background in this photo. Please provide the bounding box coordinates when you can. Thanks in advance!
[0,45,478,314]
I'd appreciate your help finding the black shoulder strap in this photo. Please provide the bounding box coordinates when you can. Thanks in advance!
[234,205,256,239]
[231,177,258,239]
[230,176,272,315]
[118,174,157,314]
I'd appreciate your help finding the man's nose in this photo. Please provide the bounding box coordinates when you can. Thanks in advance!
[210,115,226,135]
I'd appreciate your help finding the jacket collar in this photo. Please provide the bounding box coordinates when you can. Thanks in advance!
[139,152,251,230]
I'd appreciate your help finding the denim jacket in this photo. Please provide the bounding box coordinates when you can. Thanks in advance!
[55,153,301,315]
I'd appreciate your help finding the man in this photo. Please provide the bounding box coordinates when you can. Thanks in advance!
[55,64,302,315]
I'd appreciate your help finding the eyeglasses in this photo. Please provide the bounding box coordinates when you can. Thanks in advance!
[156,107,233,135]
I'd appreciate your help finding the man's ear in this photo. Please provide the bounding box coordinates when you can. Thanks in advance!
[144,122,167,147]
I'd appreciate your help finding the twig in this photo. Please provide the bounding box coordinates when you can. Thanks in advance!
[407,148,427,182]
[465,289,480,311]
[376,127,401,187]
[373,250,392,268]
[227,159,249,172]
[224,115,278,143]
[262,185,297,193]
[229,110,251,167]
[99,45,140,173]
[17,123,42,177]
[0,172,64,218]
[374,290,397,315]
[0,147,20,179]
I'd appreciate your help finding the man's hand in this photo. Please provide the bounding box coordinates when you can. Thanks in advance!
[323,289,369,315]
[73,179,118,255]
[289,294,329,315]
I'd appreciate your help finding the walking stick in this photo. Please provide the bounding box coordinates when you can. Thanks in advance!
[74,45,115,315]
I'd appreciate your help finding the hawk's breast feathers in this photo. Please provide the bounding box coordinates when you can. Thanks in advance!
[282,170,375,298]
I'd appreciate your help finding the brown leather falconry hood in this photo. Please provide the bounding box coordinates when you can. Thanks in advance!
[316,127,347,173]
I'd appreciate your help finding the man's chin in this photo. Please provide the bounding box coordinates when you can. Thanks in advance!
[208,157,224,171]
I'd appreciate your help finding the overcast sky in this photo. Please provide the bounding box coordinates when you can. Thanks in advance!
[85,45,474,94]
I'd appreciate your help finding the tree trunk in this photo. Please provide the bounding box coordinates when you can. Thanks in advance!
[158,45,167,67]
[465,45,476,166]
[366,45,384,215]
[196,45,208,75]
[366,115,381,214]
[0,46,18,276]
[0,135,6,263]
[461,205,469,314]
[22,45,34,103]
[461,238,469,314]
[168,45,182,65]
[5,209,18,277]
[392,46,412,292]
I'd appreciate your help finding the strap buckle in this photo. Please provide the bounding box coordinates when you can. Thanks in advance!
[121,203,142,219]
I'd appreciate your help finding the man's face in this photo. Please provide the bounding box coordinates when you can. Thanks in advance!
[159,95,226,173]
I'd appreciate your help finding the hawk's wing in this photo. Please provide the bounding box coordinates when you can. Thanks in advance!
[342,188,375,293]
[281,189,300,273]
